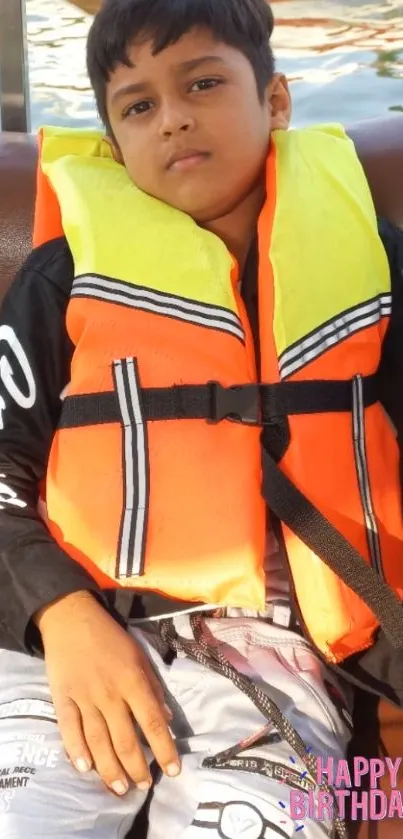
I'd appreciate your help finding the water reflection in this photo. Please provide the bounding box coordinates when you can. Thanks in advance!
[27,0,403,129]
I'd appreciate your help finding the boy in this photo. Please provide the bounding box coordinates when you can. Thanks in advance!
[0,0,403,837]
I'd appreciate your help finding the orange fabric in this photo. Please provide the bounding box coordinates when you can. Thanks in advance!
[256,155,403,662]
[35,138,403,662]
[258,141,279,383]
[285,326,403,662]
[46,298,267,608]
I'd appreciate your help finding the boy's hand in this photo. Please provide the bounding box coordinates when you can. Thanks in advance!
[35,591,180,795]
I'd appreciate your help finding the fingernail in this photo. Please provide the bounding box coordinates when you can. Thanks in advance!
[164,703,173,719]
[137,780,151,791]
[75,758,91,773]
[111,780,129,796]
[166,762,180,777]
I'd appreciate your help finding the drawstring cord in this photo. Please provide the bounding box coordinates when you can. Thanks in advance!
[160,614,347,839]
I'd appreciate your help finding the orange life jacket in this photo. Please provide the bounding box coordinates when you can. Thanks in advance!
[34,123,403,664]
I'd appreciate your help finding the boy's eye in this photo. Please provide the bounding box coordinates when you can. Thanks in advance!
[190,78,223,92]
[122,100,153,118]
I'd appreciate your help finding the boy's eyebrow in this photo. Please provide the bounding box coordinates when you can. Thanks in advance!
[111,82,149,104]
[110,56,226,105]
[178,55,226,72]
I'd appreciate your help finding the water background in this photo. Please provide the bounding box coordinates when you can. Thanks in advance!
[27,0,403,130]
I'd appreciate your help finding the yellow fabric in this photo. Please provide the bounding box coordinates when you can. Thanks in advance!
[40,127,236,314]
[40,122,390,359]
[270,124,390,358]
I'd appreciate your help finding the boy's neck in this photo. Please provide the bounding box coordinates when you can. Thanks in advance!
[201,177,266,275]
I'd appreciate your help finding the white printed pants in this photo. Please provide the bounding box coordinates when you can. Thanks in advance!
[0,616,353,838]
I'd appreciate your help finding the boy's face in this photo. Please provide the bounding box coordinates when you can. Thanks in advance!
[106,27,290,225]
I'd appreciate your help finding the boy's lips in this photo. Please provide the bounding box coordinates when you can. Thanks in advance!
[166,149,211,172]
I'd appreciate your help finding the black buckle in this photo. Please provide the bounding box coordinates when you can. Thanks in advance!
[208,382,261,425]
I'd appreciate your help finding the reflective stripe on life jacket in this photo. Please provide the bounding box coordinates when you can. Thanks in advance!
[35,123,403,663]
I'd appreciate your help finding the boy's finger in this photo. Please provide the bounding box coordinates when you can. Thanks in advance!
[81,704,129,795]
[146,664,167,706]
[127,682,180,778]
[55,695,93,774]
[105,700,151,789]
[142,660,173,719]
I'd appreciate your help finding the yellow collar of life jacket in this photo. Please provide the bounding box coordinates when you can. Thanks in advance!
[35,123,403,664]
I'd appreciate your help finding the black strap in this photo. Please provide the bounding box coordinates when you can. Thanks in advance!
[261,445,403,650]
[58,374,378,429]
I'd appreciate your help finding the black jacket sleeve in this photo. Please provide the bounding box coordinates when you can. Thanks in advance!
[0,237,104,654]
[378,219,403,462]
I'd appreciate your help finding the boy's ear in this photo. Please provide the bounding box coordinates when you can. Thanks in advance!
[268,73,292,130]
[103,135,124,164]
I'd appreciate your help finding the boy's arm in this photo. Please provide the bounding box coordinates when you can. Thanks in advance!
[0,237,104,654]
[378,219,403,464]
[0,237,179,790]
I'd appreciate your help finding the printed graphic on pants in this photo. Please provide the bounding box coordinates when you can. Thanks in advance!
[0,698,62,817]
[186,783,295,838]
[0,790,15,815]
[0,764,36,806]
[192,800,293,838]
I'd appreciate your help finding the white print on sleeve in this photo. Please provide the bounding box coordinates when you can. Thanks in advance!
[0,325,36,430]
[0,475,27,510]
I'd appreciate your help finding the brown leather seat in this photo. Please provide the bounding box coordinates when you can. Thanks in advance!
[0,117,403,839]
[0,132,37,290]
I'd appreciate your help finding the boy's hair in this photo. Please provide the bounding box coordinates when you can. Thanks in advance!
[87,0,275,136]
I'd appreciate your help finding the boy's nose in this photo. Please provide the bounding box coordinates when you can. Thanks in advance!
[159,104,196,138]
